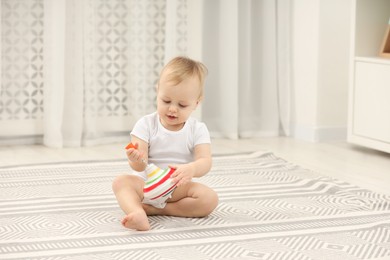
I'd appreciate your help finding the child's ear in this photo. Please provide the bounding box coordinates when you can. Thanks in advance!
[195,97,202,107]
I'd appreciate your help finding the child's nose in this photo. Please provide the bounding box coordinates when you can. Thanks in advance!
[168,104,177,112]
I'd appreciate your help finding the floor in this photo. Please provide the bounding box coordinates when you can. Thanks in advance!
[1,137,389,195]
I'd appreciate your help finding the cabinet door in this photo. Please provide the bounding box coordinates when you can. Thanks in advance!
[353,61,390,143]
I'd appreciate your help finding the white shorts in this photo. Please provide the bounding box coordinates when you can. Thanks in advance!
[142,189,176,209]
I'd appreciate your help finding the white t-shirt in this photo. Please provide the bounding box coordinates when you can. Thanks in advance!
[131,112,211,170]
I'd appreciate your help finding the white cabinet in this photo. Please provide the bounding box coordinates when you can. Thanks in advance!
[353,60,390,142]
[348,0,390,153]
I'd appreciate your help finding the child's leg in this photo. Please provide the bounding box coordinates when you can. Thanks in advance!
[143,182,218,217]
[112,175,150,231]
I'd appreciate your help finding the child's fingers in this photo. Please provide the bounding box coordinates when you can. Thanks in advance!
[126,148,137,157]
[169,165,179,177]
[171,173,190,187]
[170,171,182,181]
[175,177,189,187]
[126,149,143,163]
[172,176,182,186]
[170,172,180,184]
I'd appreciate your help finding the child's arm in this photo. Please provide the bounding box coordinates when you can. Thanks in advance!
[170,143,212,186]
[190,143,212,177]
[126,136,148,171]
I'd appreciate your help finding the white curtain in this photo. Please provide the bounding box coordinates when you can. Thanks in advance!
[0,0,187,147]
[43,0,189,147]
[201,0,291,139]
[0,0,291,146]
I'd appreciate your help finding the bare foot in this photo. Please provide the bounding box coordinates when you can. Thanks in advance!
[121,210,150,231]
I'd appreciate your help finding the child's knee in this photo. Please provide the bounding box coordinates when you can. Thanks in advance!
[208,189,219,213]
[112,175,143,193]
[200,188,219,216]
[112,175,127,192]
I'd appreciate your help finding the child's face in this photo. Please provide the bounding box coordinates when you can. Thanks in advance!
[157,73,201,131]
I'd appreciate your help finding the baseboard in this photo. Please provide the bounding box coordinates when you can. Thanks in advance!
[0,135,43,146]
[292,124,347,142]
[0,132,130,147]
[209,130,280,139]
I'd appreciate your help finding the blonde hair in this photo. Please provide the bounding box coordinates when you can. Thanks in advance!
[158,56,208,99]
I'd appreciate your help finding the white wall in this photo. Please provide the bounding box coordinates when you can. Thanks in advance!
[291,0,352,141]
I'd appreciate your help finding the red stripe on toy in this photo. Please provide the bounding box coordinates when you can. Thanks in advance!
[150,184,177,200]
[143,168,176,193]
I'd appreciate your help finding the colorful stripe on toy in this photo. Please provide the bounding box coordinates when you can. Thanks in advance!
[143,164,178,201]
[150,183,177,200]
[146,167,167,180]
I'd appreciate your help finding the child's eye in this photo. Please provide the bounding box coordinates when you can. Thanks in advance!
[162,100,170,104]
[179,104,187,108]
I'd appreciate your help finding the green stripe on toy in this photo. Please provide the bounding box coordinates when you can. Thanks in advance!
[143,165,176,192]
[146,168,169,185]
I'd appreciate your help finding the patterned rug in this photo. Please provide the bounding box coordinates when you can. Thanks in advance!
[1,152,390,260]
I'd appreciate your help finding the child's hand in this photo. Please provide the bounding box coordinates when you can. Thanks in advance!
[169,164,195,187]
[125,143,144,164]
